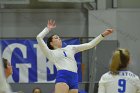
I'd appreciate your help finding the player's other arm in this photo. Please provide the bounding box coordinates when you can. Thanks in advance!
[98,75,106,93]
[136,76,140,93]
[71,29,113,53]
[98,83,105,93]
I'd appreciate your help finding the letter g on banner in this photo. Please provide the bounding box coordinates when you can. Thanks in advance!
[2,43,31,83]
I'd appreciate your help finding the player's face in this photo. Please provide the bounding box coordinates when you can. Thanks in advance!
[51,35,62,48]
[5,61,13,77]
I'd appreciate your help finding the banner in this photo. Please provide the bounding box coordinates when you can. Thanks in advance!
[0,39,82,83]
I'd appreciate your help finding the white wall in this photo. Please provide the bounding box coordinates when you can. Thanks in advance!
[88,9,117,40]
[0,9,87,38]
[89,9,140,75]
[97,0,140,9]
[38,0,94,2]
[117,9,140,75]
[117,0,140,8]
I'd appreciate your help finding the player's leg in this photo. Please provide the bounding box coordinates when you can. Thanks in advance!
[69,89,78,93]
[55,82,69,93]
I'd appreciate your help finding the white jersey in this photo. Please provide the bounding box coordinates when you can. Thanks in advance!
[37,27,104,73]
[98,71,140,93]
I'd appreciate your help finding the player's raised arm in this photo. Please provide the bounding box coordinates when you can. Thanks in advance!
[36,20,56,57]
[71,29,113,53]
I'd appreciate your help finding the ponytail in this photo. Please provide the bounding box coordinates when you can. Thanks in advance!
[110,50,121,74]
[110,48,130,75]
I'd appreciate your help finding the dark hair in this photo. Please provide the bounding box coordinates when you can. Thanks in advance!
[110,48,130,74]
[2,58,8,69]
[32,87,42,93]
[47,35,55,50]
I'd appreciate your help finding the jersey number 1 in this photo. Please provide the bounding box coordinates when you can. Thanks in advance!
[63,51,67,57]
[118,79,126,93]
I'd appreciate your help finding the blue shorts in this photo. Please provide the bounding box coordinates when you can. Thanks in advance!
[55,70,78,89]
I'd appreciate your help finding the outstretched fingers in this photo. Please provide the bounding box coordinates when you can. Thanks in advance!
[47,19,56,30]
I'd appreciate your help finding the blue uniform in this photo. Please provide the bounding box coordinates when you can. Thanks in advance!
[56,70,78,89]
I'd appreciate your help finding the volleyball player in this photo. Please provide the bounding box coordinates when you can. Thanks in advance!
[37,20,113,93]
[98,48,140,93]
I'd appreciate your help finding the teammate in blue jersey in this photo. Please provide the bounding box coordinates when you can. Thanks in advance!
[37,20,113,93]
[98,48,140,93]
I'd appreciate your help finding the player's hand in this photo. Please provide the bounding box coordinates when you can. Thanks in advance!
[47,19,56,31]
[101,29,113,37]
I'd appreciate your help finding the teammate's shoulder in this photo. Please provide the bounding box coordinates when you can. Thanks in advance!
[99,72,113,83]
[127,71,139,79]
[101,72,112,79]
